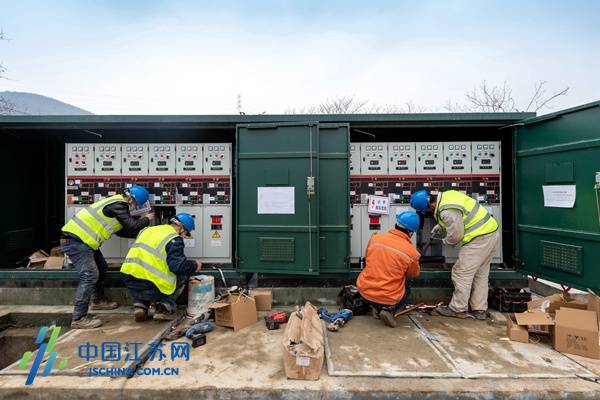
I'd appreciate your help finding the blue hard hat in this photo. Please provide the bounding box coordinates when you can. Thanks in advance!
[410,190,430,212]
[396,211,420,233]
[174,213,195,233]
[127,185,149,206]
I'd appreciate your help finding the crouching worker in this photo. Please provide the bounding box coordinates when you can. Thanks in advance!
[356,211,421,328]
[61,185,153,329]
[121,213,202,322]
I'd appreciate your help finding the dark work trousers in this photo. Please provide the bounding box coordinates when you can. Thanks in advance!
[123,273,191,314]
[365,281,412,314]
[60,237,108,321]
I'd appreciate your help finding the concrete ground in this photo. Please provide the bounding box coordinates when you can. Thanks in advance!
[1,305,600,399]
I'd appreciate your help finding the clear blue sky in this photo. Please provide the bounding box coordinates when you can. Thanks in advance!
[1,0,599,114]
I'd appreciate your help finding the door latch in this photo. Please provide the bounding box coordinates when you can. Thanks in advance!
[307,176,315,196]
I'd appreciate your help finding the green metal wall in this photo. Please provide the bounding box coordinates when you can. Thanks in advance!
[235,122,350,274]
[515,102,600,292]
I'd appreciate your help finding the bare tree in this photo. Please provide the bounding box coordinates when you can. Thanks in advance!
[445,80,569,113]
[0,28,19,115]
[286,95,427,114]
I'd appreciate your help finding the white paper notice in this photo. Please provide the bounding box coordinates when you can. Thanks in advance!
[257,187,295,214]
[542,185,576,208]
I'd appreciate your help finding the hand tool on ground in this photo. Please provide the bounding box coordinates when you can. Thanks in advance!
[185,322,212,347]
[394,303,426,317]
[318,308,353,332]
[264,316,280,330]
[268,312,289,324]
[415,302,443,314]
[264,312,289,330]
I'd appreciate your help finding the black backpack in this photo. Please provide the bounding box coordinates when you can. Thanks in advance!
[337,285,371,315]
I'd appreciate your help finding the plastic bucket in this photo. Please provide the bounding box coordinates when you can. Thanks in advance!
[187,275,215,317]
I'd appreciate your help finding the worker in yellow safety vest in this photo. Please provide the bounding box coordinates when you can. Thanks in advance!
[410,189,500,320]
[121,213,202,322]
[61,185,154,329]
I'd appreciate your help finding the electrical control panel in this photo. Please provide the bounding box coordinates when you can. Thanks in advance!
[203,143,232,176]
[149,144,176,175]
[122,144,149,176]
[66,144,94,176]
[94,144,121,176]
[349,143,361,175]
[443,142,472,174]
[472,141,501,174]
[350,141,503,265]
[176,144,203,175]
[360,143,388,175]
[415,142,443,175]
[65,142,233,264]
[389,143,416,175]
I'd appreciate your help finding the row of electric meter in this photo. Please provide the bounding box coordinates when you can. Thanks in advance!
[66,143,232,176]
[65,205,231,263]
[349,141,501,175]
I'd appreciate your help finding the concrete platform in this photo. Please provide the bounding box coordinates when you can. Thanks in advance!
[1,305,600,399]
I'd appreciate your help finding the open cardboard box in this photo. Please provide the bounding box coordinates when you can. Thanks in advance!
[507,311,554,343]
[208,294,257,332]
[27,249,65,269]
[507,291,600,359]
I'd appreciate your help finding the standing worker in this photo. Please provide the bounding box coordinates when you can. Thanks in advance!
[120,213,202,322]
[356,211,421,328]
[61,186,154,329]
[410,189,500,319]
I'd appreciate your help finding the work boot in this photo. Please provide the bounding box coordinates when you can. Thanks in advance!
[471,310,488,320]
[153,304,177,321]
[436,305,468,319]
[71,315,102,329]
[133,303,150,322]
[371,307,381,320]
[379,310,397,328]
[90,299,119,310]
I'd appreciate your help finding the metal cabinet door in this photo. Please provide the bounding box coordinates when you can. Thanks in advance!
[236,122,320,275]
[515,102,600,292]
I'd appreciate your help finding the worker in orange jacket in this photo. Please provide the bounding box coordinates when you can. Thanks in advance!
[357,211,421,328]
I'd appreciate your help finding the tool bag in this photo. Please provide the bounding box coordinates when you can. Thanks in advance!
[337,285,370,316]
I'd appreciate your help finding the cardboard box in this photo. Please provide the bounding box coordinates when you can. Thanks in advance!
[208,294,257,332]
[506,314,529,343]
[507,311,555,340]
[282,302,324,380]
[527,293,586,314]
[27,250,65,269]
[249,289,273,311]
[554,308,600,359]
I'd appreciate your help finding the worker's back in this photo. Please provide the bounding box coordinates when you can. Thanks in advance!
[357,229,420,305]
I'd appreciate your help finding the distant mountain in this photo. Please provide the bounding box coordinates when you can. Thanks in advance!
[0,91,93,115]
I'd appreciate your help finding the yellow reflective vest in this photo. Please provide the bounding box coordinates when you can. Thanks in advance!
[120,225,179,295]
[62,195,124,250]
[434,190,498,245]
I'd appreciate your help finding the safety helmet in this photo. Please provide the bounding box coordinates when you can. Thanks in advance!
[396,211,420,233]
[126,185,149,206]
[172,213,195,233]
[410,190,430,212]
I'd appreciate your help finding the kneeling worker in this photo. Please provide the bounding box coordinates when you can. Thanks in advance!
[121,213,202,322]
[61,185,153,329]
[356,211,421,328]
[410,189,500,319]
